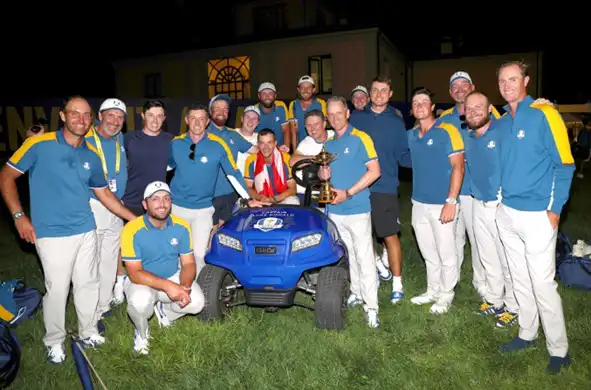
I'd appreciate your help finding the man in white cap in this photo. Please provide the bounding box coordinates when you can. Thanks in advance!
[236,105,261,175]
[351,85,369,112]
[255,82,289,149]
[288,75,327,147]
[122,181,205,355]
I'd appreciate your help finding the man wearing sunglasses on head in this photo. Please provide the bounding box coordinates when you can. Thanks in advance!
[167,103,267,277]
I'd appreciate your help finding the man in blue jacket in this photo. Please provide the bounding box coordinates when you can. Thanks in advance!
[350,76,412,304]
[495,60,574,374]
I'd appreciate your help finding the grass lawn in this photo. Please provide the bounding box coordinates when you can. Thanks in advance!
[2,177,591,389]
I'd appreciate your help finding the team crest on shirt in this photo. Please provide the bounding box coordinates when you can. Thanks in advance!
[275,117,280,122]
[427,139,433,146]
[487,141,496,149]
[230,139,235,144]
[170,238,178,246]
[201,156,208,163]
[517,130,525,139]
[344,147,350,154]
[83,162,90,170]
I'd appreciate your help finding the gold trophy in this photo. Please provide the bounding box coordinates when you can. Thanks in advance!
[312,146,337,203]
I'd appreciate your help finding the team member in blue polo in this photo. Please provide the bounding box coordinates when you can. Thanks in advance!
[288,75,327,145]
[255,82,289,148]
[494,60,574,374]
[122,181,205,356]
[350,76,412,304]
[168,102,253,276]
[320,96,381,328]
[0,96,137,363]
[462,91,519,329]
[407,88,465,315]
[208,94,258,227]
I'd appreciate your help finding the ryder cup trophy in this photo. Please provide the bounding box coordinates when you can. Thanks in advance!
[313,146,337,203]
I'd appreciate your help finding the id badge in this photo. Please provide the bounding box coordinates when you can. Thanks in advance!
[108,179,117,192]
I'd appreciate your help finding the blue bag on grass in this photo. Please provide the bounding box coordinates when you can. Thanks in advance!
[0,319,20,388]
[0,280,42,326]
[556,232,591,291]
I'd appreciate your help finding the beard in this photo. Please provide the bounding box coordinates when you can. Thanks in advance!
[467,115,491,130]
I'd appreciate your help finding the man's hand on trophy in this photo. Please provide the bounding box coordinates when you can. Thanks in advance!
[330,189,347,205]
[318,166,331,180]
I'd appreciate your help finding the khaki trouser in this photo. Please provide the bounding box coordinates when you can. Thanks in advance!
[171,204,215,277]
[496,204,568,357]
[35,230,99,346]
[456,195,486,295]
[90,198,123,318]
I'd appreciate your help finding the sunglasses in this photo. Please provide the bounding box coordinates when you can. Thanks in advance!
[189,143,196,160]
[460,115,468,129]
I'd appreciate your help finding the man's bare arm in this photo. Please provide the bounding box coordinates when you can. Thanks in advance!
[347,160,381,196]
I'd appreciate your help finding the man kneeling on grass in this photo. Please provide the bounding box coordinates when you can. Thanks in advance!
[121,181,205,355]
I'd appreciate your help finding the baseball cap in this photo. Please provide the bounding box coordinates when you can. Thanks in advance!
[209,94,231,111]
[99,98,127,113]
[143,181,171,199]
[258,82,276,93]
[449,71,472,85]
[243,105,261,117]
[351,85,368,96]
[298,75,315,86]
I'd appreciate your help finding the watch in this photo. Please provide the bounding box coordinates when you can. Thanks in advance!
[238,198,251,208]
[345,190,353,200]
[13,211,25,220]
[445,198,458,205]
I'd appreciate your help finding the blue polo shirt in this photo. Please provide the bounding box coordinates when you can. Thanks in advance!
[85,126,128,200]
[288,98,327,142]
[7,130,107,238]
[255,101,288,146]
[437,105,501,197]
[408,122,465,205]
[244,151,293,195]
[464,122,508,202]
[169,132,247,209]
[123,130,174,210]
[324,125,378,215]
[350,105,412,194]
[496,95,575,215]
[121,214,192,279]
[208,124,253,197]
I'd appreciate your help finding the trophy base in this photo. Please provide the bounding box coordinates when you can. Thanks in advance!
[317,183,334,204]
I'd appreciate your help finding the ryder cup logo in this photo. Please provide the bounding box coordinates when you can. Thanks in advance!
[254,217,284,232]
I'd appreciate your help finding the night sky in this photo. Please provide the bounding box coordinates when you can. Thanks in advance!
[3,2,588,103]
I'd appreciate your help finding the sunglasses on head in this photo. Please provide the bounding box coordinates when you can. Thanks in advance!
[189,143,196,160]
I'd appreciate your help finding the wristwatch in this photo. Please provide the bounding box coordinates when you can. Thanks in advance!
[345,190,353,200]
[445,198,458,205]
[238,198,251,208]
[13,211,25,220]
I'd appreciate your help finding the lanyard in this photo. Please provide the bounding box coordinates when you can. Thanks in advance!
[92,127,120,179]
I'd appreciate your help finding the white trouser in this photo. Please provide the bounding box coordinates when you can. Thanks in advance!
[171,204,214,277]
[472,199,518,312]
[411,201,459,304]
[329,212,378,311]
[456,195,486,294]
[496,204,568,357]
[125,271,204,339]
[90,198,123,317]
[277,195,300,205]
[35,231,99,346]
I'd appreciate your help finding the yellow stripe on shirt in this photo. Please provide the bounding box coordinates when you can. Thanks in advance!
[120,217,147,259]
[351,128,378,159]
[438,122,464,152]
[171,215,194,252]
[207,132,238,170]
[8,132,56,165]
[531,104,575,164]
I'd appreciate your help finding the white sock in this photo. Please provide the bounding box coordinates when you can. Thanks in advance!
[116,274,126,283]
[392,276,403,291]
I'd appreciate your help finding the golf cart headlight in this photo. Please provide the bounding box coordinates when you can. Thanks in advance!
[292,233,322,252]
[218,233,243,251]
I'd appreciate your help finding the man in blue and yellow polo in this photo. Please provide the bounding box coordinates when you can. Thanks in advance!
[407,88,465,315]
[319,96,381,328]
[0,96,136,363]
[495,60,574,374]
[255,82,289,148]
[288,75,327,146]
[168,102,252,276]
[122,181,205,356]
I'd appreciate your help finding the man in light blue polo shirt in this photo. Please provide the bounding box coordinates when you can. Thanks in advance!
[168,102,252,276]
[288,75,327,146]
[121,181,205,355]
[407,88,465,314]
[319,96,381,328]
[255,82,289,148]
[0,96,137,363]
[462,91,518,329]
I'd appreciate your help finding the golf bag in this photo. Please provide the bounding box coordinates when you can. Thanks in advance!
[0,319,20,388]
[0,280,42,327]
[556,232,591,291]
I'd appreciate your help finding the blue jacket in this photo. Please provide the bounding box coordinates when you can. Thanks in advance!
[497,96,575,215]
[350,105,412,194]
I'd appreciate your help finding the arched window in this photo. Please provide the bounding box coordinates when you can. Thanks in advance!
[208,56,251,100]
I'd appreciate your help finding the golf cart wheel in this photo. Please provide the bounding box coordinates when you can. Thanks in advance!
[315,266,349,330]
[197,264,237,321]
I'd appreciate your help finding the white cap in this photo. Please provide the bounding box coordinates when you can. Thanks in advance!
[351,85,368,96]
[258,82,276,93]
[99,98,127,113]
[449,71,472,85]
[143,181,171,199]
[298,75,315,86]
[243,105,261,117]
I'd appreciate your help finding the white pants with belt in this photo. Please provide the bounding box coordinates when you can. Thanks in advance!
[35,230,99,346]
[496,204,568,357]
[328,212,378,312]
[125,271,204,339]
[411,200,459,304]
[171,204,215,277]
[472,199,518,312]
[456,195,486,295]
[90,198,123,317]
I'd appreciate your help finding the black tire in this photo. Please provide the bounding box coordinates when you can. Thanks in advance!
[315,266,349,330]
[196,264,235,321]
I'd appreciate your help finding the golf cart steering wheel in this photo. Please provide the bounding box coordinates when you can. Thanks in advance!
[291,158,320,207]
